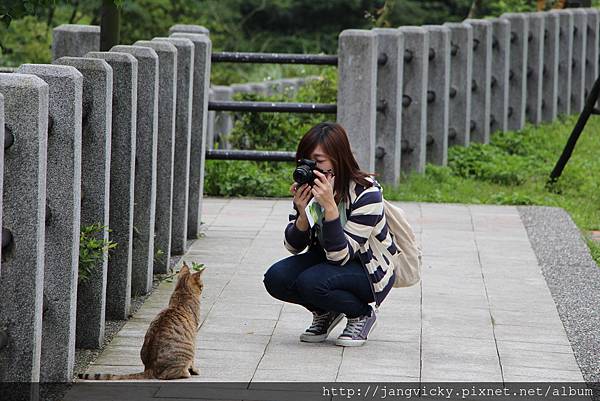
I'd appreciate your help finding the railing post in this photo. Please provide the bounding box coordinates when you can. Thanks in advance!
[110,45,158,297]
[212,85,234,149]
[583,8,599,105]
[169,24,210,35]
[152,37,193,256]
[373,28,403,185]
[0,73,49,382]
[489,18,510,133]
[444,22,473,147]
[54,56,113,349]
[52,25,100,61]
[464,19,492,144]
[553,9,574,116]
[423,25,450,165]
[542,12,560,123]
[134,40,178,275]
[501,13,529,131]
[86,51,137,320]
[15,65,82,383]
[337,29,378,173]
[207,88,216,150]
[525,12,545,125]
[570,9,587,114]
[399,27,429,174]
[170,33,212,241]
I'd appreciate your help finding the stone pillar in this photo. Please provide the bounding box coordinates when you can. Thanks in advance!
[444,22,473,147]
[52,25,100,61]
[553,9,574,116]
[542,12,560,123]
[0,73,49,382]
[583,9,600,103]
[207,88,216,150]
[0,93,3,274]
[399,27,428,174]
[423,26,450,166]
[372,28,403,185]
[525,12,545,125]
[464,19,492,144]
[170,33,211,240]
[489,18,510,133]
[134,40,178,275]
[54,56,112,349]
[570,9,587,114]
[15,65,82,383]
[86,51,137,320]
[152,37,193,256]
[110,45,158,297]
[336,30,378,173]
[501,13,529,131]
[169,24,210,35]
[212,85,234,150]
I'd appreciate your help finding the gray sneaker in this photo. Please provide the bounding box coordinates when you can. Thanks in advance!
[335,307,377,347]
[299,311,345,343]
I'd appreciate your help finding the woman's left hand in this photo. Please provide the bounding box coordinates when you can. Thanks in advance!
[311,170,336,210]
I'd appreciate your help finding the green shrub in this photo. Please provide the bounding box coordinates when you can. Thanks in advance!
[79,223,117,285]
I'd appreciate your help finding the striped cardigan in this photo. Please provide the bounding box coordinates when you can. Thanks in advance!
[283,177,398,307]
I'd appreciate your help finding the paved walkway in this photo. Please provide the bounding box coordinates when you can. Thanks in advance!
[75,197,585,388]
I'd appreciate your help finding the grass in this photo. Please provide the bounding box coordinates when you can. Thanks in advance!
[383,114,600,267]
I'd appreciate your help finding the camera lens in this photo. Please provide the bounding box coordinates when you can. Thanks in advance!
[293,164,313,185]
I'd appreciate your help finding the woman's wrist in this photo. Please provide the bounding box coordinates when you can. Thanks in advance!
[323,202,339,222]
[295,213,310,231]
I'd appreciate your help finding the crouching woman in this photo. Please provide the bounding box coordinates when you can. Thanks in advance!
[263,122,398,347]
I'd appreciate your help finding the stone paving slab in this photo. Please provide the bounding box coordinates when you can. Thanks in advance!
[72,197,598,400]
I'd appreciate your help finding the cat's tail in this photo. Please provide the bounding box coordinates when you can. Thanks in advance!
[77,371,150,380]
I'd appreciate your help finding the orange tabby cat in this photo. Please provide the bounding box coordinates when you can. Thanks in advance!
[79,262,205,380]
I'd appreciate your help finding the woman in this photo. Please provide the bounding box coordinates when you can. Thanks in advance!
[263,122,398,347]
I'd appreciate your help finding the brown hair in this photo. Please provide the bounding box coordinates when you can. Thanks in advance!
[295,122,374,204]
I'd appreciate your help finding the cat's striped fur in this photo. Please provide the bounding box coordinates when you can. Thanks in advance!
[78,263,205,380]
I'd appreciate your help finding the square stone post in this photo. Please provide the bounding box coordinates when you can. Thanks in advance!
[152,37,194,256]
[501,13,529,131]
[86,51,137,320]
[552,9,574,116]
[170,33,212,240]
[169,24,210,35]
[134,40,178,274]
[212,85,234,149]
[52,25,100,61]
[525,12,545,125]
[0,73,49,382]
[542,12,560,123]
[570,9,588,114]
[489,18,510,133]
[444,22,473,147]
[15,64,83,383]
[110,45,159,297]
[399,27,429,174]
[583,8,600,103]
[373,28,404,185]
[54,56,113,349]
[423,25,450,165]
[336,29,378,173]
[464,19,492,144]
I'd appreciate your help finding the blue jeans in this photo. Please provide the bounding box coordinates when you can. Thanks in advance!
[263,247,374,318]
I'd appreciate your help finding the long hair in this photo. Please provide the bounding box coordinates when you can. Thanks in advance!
[295,122,374,204]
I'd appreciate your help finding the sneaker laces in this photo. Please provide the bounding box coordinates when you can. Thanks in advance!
[307,311,331,332]
[340,316,366,337]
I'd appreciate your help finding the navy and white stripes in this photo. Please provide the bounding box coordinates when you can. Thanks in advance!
[283,177,397,306]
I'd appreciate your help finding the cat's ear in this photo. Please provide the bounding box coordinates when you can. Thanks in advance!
[179,263,191,276]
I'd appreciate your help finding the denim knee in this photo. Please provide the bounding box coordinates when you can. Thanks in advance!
[263,262,288,300]
[296,270,327,301]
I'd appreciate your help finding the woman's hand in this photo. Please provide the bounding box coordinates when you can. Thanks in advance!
[291,182,312,231]
[312,170,338,221]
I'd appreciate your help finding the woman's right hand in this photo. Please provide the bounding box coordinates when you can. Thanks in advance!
[291,182,312,215]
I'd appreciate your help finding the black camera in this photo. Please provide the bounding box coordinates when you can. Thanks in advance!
[293,159,325,186]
